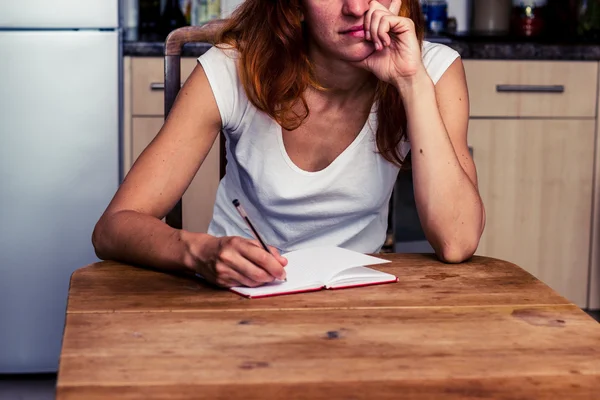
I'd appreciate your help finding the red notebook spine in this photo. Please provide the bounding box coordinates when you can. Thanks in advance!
[230,285,326,299]
[229,276,398,298]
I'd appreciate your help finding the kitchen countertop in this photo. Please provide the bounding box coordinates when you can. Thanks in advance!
[124,35,600,60]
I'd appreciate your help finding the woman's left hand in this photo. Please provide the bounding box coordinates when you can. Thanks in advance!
[354,0,425,87]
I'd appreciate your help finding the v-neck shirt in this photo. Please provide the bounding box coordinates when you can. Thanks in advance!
[197,41,459,253]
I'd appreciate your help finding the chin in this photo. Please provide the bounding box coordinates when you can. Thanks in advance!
[340,42,375,62]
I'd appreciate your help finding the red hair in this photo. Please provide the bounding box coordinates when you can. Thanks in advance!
[216,0,425,167]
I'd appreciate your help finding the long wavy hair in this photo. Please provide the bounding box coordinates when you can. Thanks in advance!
[215,0,425,167]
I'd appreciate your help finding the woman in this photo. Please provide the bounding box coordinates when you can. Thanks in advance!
[92,0,485,288]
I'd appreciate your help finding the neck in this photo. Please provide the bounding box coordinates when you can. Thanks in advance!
[307,46,376,106]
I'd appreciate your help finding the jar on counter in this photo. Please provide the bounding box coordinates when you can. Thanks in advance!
[422,0,448,34]
[511,0,548,37]
[471,0,512,35]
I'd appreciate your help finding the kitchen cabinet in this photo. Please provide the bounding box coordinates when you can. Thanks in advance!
[468,119,595,307]
[123,56,220,234]
[464,60,598,308]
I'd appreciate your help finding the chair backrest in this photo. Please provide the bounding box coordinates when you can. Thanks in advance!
[163,20,228,229]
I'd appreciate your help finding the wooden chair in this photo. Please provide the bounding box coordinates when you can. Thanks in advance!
[163,20,228,229]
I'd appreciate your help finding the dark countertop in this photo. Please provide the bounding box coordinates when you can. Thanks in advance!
[124,41,212,57]
[123,35,600,61]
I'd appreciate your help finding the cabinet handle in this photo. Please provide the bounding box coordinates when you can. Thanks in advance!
[496,84,565,93]
[150,82,184,91]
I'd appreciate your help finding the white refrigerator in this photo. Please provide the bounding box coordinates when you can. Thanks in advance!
[0,0,121,373]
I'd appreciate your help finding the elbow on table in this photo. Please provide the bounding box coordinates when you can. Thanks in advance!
[434,207,486,264]
[436,237,480,264]
[91,216,112,261]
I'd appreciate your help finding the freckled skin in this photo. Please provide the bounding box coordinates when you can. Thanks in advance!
[301,0,395,63]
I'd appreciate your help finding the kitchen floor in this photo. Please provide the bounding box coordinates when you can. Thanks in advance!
[1,311,598,399]
[0,374,56,400]
[587,309,600,323]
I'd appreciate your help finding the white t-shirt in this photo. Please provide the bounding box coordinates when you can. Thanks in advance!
[197,41,459,253]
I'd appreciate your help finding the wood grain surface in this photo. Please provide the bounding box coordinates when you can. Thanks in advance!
[57,254,600,399]
[57,305,600,399]
[65,254,571,313]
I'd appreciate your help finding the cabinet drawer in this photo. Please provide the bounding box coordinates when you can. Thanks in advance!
[132,57,198,116]
[463,60,598,118]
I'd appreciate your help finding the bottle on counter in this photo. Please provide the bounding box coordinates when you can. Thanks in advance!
[180,0,193,24]
[510,0,547,37]
[121,0,139,41]
[158,0,189,38]
[139,0,162,40]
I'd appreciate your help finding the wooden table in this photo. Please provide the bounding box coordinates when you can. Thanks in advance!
[57,254,600,399]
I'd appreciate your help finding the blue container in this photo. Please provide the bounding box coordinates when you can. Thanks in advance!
[425,0,447,33]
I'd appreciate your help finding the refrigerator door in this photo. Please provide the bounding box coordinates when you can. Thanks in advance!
[0,0,118,29]
[0,30,120,373]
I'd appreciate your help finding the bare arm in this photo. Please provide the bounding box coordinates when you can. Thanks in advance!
[92,63,286,285]
[396,58,485,263]
[92,63,221,274]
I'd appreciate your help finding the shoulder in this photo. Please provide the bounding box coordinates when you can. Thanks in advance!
[196,44,248,130]
[421,41,461,85]
[197,44,240,75]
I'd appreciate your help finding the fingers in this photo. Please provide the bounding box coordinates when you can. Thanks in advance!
[364,4,374,41]
[268,245,288,267]
[215,245,271,287]
[241,240,287,280]
[366,1,395,50]
[364,1,387,42]
[389,0,402,15]
[369,9,389,50]
[366,1,413,51]
[217,237,287,287]
[219,268,257,288]
[210,236,288,288]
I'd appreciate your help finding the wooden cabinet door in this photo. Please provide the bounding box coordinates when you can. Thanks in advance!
[131,117,220,234]
[468,119,595,307]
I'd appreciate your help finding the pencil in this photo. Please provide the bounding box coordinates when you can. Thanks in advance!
[232,199,286,282]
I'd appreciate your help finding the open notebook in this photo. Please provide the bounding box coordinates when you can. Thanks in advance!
[229,246,397,299]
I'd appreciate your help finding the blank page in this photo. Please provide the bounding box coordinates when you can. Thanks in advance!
[229,246,391,298]
[327,266,398,288]
[282,246,391,283]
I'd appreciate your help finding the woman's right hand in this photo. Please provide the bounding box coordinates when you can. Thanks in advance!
[189,235,288,288]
